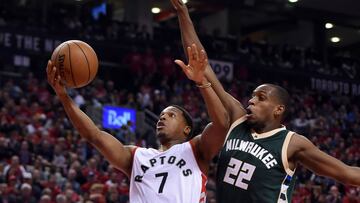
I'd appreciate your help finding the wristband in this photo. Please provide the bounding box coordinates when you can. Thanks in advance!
[196,82,211,88]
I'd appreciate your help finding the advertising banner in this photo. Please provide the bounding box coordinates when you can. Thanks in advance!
[102,106,136,131]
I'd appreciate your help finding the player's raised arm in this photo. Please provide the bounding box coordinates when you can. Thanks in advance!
[175,44,229,163]
[46,61,134,177]
[171,0,246,123]
[291,134,360,186]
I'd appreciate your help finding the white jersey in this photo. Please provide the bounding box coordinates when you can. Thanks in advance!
[129,141,207,203]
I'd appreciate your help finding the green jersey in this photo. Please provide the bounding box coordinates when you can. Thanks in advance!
[216,117,296,203]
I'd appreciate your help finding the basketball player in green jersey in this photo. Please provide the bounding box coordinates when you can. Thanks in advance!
[170,0,360,202]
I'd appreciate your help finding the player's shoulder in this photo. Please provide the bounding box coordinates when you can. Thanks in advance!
[288,133,316,155]
[125,145,140,152]
[289,133,312,144]
[230,115,248,127]
[127,145,160,157]
[133,146,158,153]
[188,135,203,155]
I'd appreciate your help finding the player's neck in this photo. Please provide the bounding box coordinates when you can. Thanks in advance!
[252,121,282,134]
[159,139,184,151]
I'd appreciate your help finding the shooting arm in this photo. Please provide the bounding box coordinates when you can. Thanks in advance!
[58,94,134,177]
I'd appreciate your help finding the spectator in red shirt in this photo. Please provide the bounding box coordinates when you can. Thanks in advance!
[342,188,359,203]
[3,155,27,182]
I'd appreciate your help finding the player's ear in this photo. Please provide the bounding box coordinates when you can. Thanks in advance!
[274,105,285,117]
[183,126,191,136]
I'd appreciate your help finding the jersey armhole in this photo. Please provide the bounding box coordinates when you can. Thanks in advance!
[223,115,247,146]
[282,132,296,176]
[189,139,208,176]
[129,146,139,177]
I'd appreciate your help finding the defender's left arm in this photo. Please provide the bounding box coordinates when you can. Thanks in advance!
[175,45,229,162]
[195,81,229,162]
[291,134,360,186]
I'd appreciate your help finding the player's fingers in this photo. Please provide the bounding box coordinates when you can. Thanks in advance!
[171,0,183,10]
[47,61,55,76]
[170,0,177,9]
[50,66,57,86]
[56,75,63,86]
[186,46,192,62]
[172,0,183,7]
[46,60,52,76]
[175,60,192,77]
[47,65,53,81]
[191,44,199,61]
[202,59,208,70]
[200,50,207,62]
[174,59,188,70]
[175,59,193,74]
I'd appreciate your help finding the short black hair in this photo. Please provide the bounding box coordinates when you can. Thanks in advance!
[171,105,194,140]
[266,84,290,119]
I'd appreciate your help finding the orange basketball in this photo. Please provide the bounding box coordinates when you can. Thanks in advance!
[51,40,98,88]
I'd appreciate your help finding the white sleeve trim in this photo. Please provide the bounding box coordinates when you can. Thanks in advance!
[281,131,295,176]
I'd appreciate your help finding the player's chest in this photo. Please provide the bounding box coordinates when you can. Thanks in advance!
[134,154,194,177]
[220,138,282,171]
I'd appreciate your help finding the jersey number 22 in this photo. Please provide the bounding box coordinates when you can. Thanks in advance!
[223,158,256,190]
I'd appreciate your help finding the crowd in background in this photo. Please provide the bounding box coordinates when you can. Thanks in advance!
[0,51,359,202]
[1,0,359,81]
[0,1,360,203]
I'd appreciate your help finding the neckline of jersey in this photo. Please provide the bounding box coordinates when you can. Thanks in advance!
[251,125,286,140]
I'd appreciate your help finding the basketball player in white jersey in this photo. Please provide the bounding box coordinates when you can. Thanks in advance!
[46,44,229,203]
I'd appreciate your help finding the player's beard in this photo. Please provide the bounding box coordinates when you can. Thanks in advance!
[245,119,266,132]
[157,132,170,145]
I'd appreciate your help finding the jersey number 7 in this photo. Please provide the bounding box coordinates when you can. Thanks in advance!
[155,172,168,193]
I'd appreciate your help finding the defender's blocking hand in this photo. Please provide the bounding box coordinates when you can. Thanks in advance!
[175,44,208,84]
[170,0,188,12]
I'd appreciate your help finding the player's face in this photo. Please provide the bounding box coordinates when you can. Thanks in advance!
[156,106,188,143]
[246,85,279,128]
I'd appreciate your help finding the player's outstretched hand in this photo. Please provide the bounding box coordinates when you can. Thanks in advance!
[46,60,67,96]
[170,0,188,13]
[175,44,208,84]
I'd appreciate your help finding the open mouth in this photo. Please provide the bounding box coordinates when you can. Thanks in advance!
[156,121,165,129]
[246,107,254,119]
[246,107,252,115]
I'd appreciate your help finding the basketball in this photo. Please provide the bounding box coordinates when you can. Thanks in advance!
[51,40,98,88]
